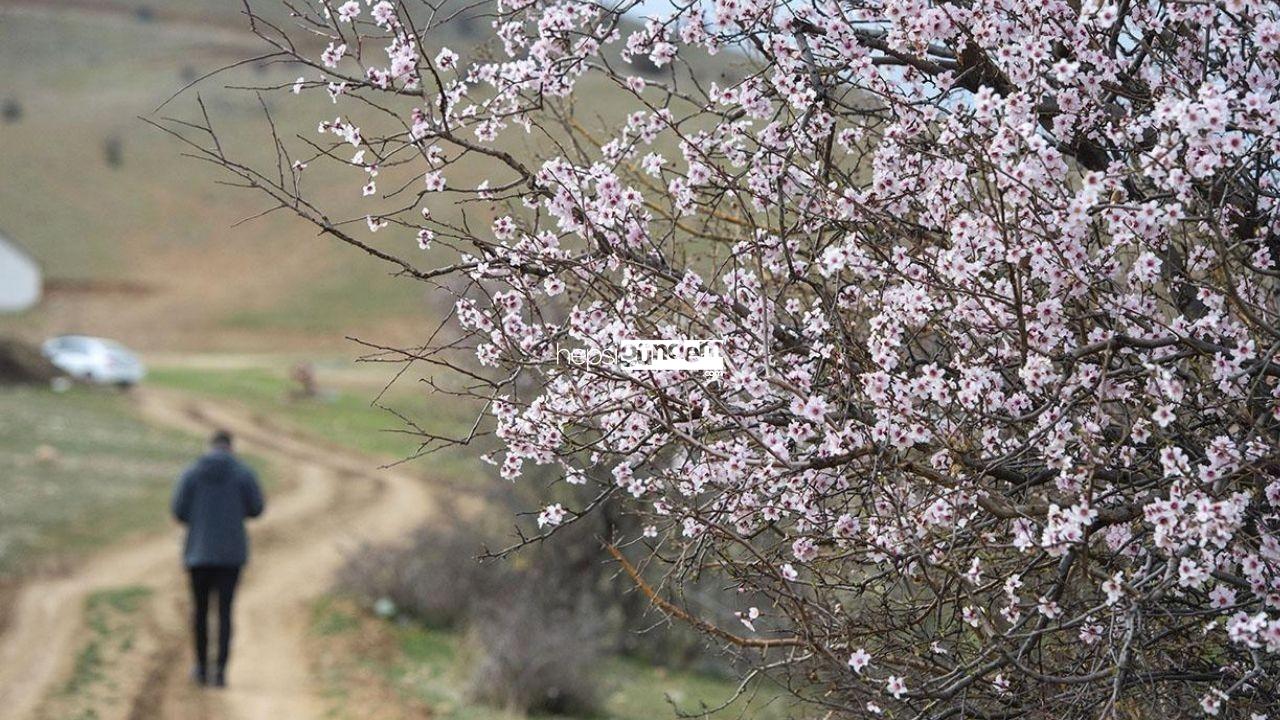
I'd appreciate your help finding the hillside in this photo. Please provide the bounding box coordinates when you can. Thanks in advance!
[0,1,440,351]
[0,0,740,353]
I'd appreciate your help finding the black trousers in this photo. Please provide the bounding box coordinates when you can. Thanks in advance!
[188,566,241,670]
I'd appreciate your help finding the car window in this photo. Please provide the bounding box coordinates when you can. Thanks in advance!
[57,337,93,353]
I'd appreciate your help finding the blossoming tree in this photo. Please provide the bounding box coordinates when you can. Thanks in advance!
[165,0,1280,715]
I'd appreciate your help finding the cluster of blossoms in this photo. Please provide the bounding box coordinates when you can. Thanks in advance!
[190,0,1280,715]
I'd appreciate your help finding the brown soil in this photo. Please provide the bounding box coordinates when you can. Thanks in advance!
[308,598,434,720]
[0,337,58,384]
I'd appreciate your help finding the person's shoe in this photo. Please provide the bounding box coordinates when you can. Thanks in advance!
[191,664,208,686]
[210,666,227,688]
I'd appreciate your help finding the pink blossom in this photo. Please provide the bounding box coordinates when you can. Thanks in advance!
[194,0,1280,714]
[537,503,566,528]
[435,48,459,70]
[336,0,360,22]
[848,647,871,673]
[1209,585,1237,609]
[321,42,346,69]
[885,676,907,699]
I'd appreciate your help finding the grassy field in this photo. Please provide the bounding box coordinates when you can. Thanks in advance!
[0,386,196,576]
[309,597,793,720]
[146,363,491,474]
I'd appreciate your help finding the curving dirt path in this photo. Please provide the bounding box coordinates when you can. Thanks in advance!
[0,387,449,720]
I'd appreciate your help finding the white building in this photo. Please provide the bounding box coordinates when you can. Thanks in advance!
[0,232,41,313]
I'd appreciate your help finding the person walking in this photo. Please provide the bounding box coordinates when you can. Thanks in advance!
[171,429,265,687]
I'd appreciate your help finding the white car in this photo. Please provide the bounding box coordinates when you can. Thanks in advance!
[42,335,146,387]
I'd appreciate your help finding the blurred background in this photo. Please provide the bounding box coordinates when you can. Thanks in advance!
[0,3,788,719]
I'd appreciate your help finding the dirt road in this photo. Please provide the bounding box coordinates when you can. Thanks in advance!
[0,388,444,720]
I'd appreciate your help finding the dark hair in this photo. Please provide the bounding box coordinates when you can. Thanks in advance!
[211,429,233,448]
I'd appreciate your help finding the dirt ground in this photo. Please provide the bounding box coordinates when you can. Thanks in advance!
[0,387,457,720]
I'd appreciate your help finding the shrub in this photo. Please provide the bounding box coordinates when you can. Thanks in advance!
[340,509,610,715]
[464,573,606,716]
[337,498,733,714]
[334,522,496,629]
[0,338,59,385]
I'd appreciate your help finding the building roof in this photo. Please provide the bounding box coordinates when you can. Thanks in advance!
[0,231,42,313]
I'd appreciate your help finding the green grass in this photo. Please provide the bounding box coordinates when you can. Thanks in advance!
[221,262,427,335]
[89,585,153,615]
[61,586,153,700]
[63,639,105,699]
[0,387,196,576]
[312,595,361,637]
[310,599,792,720]
[147,364,492,476]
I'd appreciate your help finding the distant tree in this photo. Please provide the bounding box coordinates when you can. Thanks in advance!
[163,1,1280,716]
[1,98,21,124]
[103,136,123,168]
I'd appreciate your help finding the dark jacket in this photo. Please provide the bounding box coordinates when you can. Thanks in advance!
[171,449,264,568]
